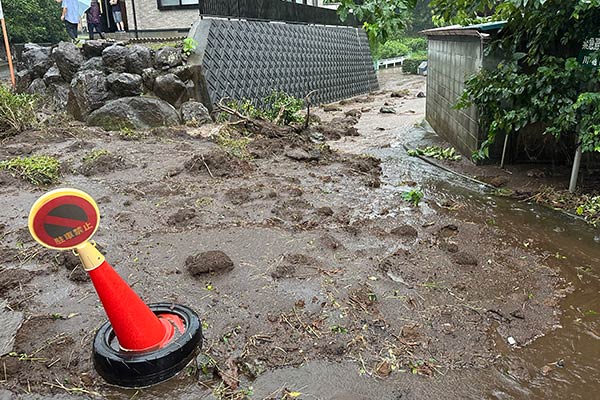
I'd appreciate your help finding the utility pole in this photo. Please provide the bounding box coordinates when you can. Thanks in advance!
[0,0,16,88]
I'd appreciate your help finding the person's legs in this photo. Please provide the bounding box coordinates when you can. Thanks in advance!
[64,21,78,40]
[88,23,94,40]
[113,10,124,32]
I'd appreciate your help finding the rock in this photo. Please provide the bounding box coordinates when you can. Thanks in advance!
[186,251,234,275]
[82,40,111,58]
[527,169,545,178]
[47,83,70,109]
[80,57,104,71]
[16,70,33,93]
[380,106,397,114]
[87,97,180,130]
[22,45,53,78]
[452,251,478,266]
[285,147,321,161]
[154,46,183,69]
[391,89,410,98]
[345,108,362,118]
[361,107,372,112]
[52,41,84,82]
[488,176,509,188]
[43,65,62,84]
[102,44,130,73]
[390,225,418,238]
[153,73,187,106]
[322,103,342,112]
[141,68,158,91]
[169,65,194,81]
[167,207,196,225]
[27,78,47,95]
[67,69,111,120]
[316,206,334,216]
[126,45,153,74]
[417,91,426,98]
[106,72,143,97]
[180,101,211,126]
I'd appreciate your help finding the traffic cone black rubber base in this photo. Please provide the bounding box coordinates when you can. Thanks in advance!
[92,303,203,388]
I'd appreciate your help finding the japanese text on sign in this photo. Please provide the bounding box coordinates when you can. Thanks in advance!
[53,222,94,245]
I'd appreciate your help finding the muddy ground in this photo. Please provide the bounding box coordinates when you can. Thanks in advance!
[0,71,571,399]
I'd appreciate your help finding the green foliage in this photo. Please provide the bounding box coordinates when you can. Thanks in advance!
[0,85,38,136]
[377,37,427,59]
[408,146,462,160]
[336,0,418,47]
[330,325,349,334]
[182,37,198,56]
[402,189,424,206]
[576,195,600,226]
[447,1,600,160]
[430,0,504,26]
[402,56,427,74]
[82,149,110,164]
[4,0,68,43]
[215,133,252,160]
[408,0,435,33]
[220,91,305,125]
[0,155,60,185]
[118,127,143,141]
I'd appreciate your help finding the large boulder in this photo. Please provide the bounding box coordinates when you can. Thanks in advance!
[80,57,104,71]
[16,70,33,93]
[82,40,111,58]
[125,45,153,74]
[27,78,47,95]
[87,97,180,130]
[52,41,84,82]
[141,68,158,91]
[43,65,62,84]
[47,83,70,110]
[106,73,143,97]
[154,47,182,69]
[153,73,187,107]
[22,45,53,78]
[102,44,130,73]
[181,101,211,126]
[67,70,111,120]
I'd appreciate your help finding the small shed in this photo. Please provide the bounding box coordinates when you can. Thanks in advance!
[422,22,505,158]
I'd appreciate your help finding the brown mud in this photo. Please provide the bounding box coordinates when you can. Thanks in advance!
[0,70,588,400]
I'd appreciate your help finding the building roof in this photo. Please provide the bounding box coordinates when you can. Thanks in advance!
[420,20,507,38]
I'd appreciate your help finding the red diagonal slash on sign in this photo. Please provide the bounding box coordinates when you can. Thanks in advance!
[44,215,87,228]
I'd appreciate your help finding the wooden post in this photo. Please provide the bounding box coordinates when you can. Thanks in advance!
[569,145,582,193]
[0,0,16,88]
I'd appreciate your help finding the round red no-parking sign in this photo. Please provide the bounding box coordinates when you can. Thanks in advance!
[28,188,100,250]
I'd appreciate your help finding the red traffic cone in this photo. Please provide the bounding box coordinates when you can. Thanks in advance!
[77,242,174,351]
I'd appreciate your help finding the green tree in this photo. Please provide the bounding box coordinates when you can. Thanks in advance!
[407,0,434,34]
[431,0,600,160]
[335,0,418,46]
[4,0,68,44]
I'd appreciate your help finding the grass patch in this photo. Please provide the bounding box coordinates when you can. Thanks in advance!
[118,127,143,141]
[215,133,252,160]
[408,146,462,161]
[82,149,110,165]
[0,84,38,136]
[218,91,305,125]
[0,155,60,185]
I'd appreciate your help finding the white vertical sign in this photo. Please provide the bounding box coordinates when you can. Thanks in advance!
[0,0,4,19]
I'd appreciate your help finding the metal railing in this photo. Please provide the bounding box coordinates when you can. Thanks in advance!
[198,0,360,27]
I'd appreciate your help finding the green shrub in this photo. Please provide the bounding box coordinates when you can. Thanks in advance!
[404,37,428,53]
[220,91,304,125]
[0,85,38,137]
[0,155,60,185]
[402,57,427,74]
[378,40,410,59]
[4,0,68,43]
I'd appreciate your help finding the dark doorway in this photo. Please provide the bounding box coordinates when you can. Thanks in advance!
[100,0,128,32]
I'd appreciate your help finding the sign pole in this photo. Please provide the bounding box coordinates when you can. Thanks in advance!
[0,0,15,88]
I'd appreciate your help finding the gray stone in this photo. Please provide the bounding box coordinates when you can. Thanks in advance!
[106,72,143,97]
[181,101,211,126]
[47,83,70,109]
[82,40,111,58]
[417,91,426,98]
[16,69,33,93]
[87,97,180,130]
[67,70,111,120]
[285,148,321,161]
[379,106,397,114]
[169,65,193,81]
[126,45,153,74]
[102,44,130,73]
[155,46,182,69]
[80,57,104,71]
[27,78,47,95]
[154,73,187,107]
[22,45,53,78]
[0,299,23,357]
[141,68,158,91]
[52,41,84,82]
[43,65,62,84]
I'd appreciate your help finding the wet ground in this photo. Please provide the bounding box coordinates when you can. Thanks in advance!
[0,69,597,399]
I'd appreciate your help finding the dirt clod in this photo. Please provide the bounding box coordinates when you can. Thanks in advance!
[390,225,418,238]
[452,251,479,266]
[185,149,253,178]
[167,207,196,225]
[186,251,234,275]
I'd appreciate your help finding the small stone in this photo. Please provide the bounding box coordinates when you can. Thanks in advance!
[285,148,321,162]
[391,89,409,98]
[417,91,426,98]
[379,106,397,114]
[345,108,362,118]
[186,251,234,275]
[180,101,211,126]
[155,46,183,69]
[390,225,418,237]
[316,206,334,216]
[507,336,517,346]
[322,104,342,112]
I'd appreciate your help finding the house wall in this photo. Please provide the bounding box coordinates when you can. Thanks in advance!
[425,35,483,157]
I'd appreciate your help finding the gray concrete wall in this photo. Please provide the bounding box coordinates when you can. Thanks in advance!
[426,36,483,157]
[126,1,198,31]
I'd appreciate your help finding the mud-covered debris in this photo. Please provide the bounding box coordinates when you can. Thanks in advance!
[320,234,342,250]
[322,104,342,112]
[285,148,321,162]
[167,207,196,225]
[0,299,23,357]
[439,241,459,253]
[345,109,362,118]
[271,253,318,279]
[380,106,397,114]
[225,187,252,205]
[79,151,126,176]
[361,107,372,113]
[438,224,459,238]
[317,116,359,140]
[316,206,334,217]
[68,266,90,282]
[186,251,234,275]
[185,149,253,178]
[0,269,34,296]
[391,89,410,98]
[452,251,478,266]
[390,225,418,238]
[477,175,509,188]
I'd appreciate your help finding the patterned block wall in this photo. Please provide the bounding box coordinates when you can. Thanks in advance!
[189,18,379,106]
